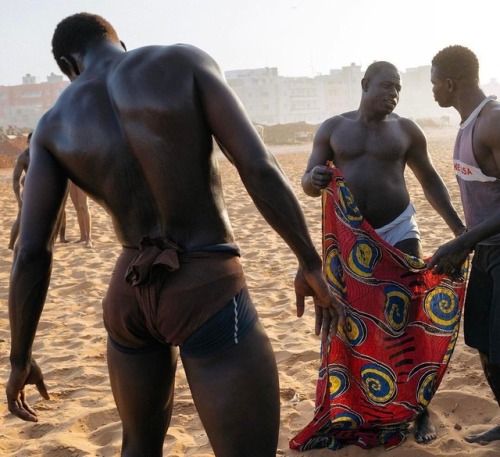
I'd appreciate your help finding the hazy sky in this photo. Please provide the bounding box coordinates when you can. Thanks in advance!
[1,0,498,86]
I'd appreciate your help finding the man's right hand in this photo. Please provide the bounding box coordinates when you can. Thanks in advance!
[6,357,49,422]
[309,165,334,191]
[294,266,345,341]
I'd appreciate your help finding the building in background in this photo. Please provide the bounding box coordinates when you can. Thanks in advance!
[0,73,69,129]
[1,65,499,131]
[226,64,500,126]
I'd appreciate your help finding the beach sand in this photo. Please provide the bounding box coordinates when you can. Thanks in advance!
[1,126,500,456]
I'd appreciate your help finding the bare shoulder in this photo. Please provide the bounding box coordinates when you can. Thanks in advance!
[17,149,29,163]
[397,114,426,137]
[319,111,355,132]
[126,43,220,74]
[476,100,500,144]
[481,99,500,124]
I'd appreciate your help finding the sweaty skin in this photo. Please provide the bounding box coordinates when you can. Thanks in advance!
[7,19,343,457]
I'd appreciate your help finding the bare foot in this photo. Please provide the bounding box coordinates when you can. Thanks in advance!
[465,424,500,444]
[59,238,70,244]
[85,240,93,248]
[414,409,436,444]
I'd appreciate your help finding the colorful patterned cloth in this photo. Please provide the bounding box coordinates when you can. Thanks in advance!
[290,168,468,451]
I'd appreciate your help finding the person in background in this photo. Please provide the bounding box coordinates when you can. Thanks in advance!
[69,182,92,248]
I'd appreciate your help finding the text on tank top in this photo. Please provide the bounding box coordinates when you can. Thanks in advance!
[453,95,500,245]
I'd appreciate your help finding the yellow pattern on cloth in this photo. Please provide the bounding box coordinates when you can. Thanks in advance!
[290,167,468,451]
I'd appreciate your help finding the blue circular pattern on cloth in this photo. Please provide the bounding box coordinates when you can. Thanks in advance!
[361,363,397,404]
[424,286,460,331]
[347,239,381,278]
[384,284,411,332]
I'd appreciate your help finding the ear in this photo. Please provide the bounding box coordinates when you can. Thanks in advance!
[60,56,80,80]
[361,77,369,92]
[445,78,455,92]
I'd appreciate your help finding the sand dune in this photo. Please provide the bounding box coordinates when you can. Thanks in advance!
[1,126,500,456]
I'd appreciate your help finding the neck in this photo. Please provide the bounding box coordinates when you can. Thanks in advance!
[77,40,125,75]
[455,87,487,123]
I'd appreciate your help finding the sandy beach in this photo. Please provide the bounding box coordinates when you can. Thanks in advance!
[1,126,500,456]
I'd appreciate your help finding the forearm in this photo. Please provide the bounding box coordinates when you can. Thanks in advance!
[460,208,500,249]
[301,172,322,197]
[423,186,466,235]
[13,184,21,203]
[9,249,52,365]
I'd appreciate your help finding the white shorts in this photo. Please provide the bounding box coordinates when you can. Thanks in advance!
[375,204,420,246]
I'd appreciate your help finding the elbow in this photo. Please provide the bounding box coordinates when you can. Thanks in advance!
[301,174,320,197]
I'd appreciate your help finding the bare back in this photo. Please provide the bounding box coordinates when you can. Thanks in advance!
[34,45,239,249]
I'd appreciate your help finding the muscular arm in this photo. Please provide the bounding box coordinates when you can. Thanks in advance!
[194,49,320,270]
[7,131,69,421]
[301,120,334,197]
[405,121,465,236]
[191,47,343,337]
[430,110,500,275]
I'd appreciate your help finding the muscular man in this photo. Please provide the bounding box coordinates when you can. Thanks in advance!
[8,133,31,250]
[430,45,500,445]
[6,13,343,457]
[302,60,465,443]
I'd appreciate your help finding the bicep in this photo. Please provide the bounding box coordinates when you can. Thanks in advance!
[305,124,333,173]
[194,58,269,168]
[405,124,440,184]
[480,116,500,174]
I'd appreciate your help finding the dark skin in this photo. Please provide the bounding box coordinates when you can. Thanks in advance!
[9,137,68,250]
[430,62,500,444]
[8,145,30,250]
[6,24,344,457]
[302,62,465,444]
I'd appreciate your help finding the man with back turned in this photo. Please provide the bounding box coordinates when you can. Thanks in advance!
[6,12,343,457]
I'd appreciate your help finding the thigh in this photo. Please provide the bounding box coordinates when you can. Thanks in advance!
[394,238,423,258]
[107,339,178,456]
[487,248,500,363]
[464,251,494,355]
[182,320,280,457]
[465,246,500,362]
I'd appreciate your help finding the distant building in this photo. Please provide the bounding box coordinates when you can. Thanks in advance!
[226,64,365,125]
[226,64,474,126]
[0,73,69,129]
[2,64,497,130]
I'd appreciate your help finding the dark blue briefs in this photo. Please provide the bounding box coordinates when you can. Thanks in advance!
[109,286,258,359]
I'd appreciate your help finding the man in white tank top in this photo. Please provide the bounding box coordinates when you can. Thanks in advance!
[431,45,500,445]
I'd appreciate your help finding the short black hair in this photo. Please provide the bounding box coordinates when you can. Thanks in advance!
[52,12,120,74]
[431,45,479,83]
[364,61,398,80]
